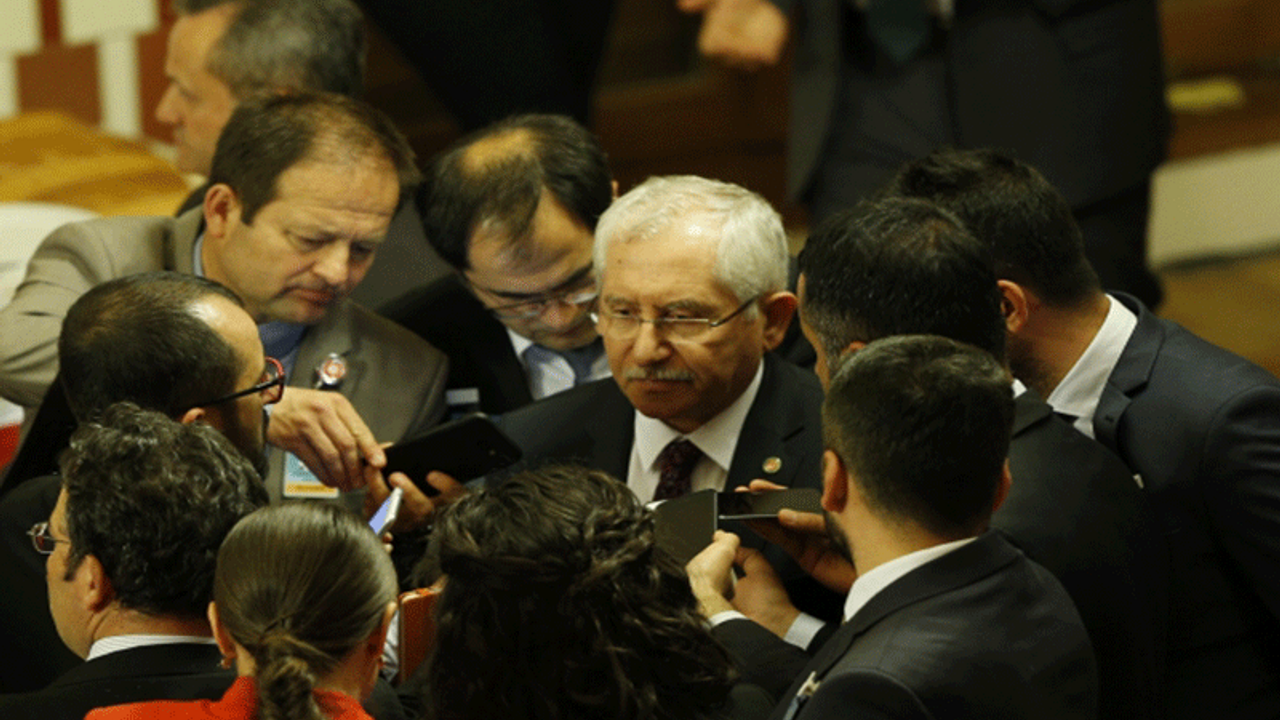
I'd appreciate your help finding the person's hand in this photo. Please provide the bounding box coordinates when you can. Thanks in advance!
[267,388,384,491]
[730,544,800,637]
[364,470,468,534]
[677,0,789,70]
[741,480,858,594]
[686,530,742,617]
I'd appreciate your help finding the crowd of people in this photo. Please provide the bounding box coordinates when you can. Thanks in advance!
[0,1,1278,719]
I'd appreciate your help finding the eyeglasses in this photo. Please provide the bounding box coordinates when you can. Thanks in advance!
[192,357,285,408]
[468,265,599,321]
[592,296,759,343]
[483,286,600,321]
[28,522,69,555]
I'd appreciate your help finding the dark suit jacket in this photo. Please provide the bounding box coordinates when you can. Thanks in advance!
[0,643,232,720]
[1001,391,1167,720]
[719,532,1097,720]
[1093,294,1280,720]
[497,355,837,617]
[779,0,1167,207]
[381,270,816,417]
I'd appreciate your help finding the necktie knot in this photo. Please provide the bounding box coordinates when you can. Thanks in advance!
[654,438,702,501]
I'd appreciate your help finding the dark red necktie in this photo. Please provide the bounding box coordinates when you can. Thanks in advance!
[654,438,703,501]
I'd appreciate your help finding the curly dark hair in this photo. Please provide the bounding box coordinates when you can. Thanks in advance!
[421,465,737,720]
[59,402,268,618]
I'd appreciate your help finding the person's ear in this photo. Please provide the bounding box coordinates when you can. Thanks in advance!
[208,602,237,660]
[203,184,242,242]
[79,554,114,614]
[991,460,1013,514]
[760,291,798,351]
[820,449,849,514]
[180,407,207,425]
[998,280,1030,335]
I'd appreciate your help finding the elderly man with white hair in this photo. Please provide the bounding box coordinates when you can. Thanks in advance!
[497,175,835,617]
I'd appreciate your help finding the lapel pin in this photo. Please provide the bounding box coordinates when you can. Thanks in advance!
[762,457,782,474]
[313,353,347,390]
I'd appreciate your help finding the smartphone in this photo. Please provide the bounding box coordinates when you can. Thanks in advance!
[382,414,522,490]
[369,486,404,535]
[716,488,823,520]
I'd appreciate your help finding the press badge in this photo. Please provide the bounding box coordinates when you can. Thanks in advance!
[283,452,340,499]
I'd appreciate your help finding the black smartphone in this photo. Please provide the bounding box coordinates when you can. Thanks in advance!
[716,488,823,520]
[382,414,521,489]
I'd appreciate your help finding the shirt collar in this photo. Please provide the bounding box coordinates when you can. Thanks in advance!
[86,634,217,661]
[1045,293,1138,427]
[634,362,765,475]
[843,536,977,622]
[508,327,536,364]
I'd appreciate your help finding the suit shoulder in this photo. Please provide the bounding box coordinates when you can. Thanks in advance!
[345,302,447,364]
[378,276,483,335]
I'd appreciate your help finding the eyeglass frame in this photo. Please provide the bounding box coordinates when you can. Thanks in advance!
[28,521,69,555]
[591,295,761,342]
[190,356,285,408]
[466,264,599,321]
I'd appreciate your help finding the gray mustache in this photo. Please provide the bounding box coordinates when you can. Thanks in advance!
[623,368,695,382]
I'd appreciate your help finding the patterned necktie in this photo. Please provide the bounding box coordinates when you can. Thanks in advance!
[654,438,703,501]
[864,0,933,65]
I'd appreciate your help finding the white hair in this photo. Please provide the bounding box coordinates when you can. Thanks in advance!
[593,175,789,305]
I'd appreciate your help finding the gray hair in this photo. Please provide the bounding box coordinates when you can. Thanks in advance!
[175,0,366,100]
[593,176,788,306]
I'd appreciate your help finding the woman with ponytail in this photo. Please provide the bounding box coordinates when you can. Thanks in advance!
[419,465,771,720]
[88,503,398,720]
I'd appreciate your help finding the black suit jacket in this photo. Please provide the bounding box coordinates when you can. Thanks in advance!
[381,271,817,417]
[497,355,837,617]
[1092,294,1280,720]
[780,0,1167,208]
[0,643,232,720]
[720,532,1097,720]
[1000,391,1167,720]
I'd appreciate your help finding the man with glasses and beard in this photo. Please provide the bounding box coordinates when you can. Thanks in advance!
[0,272,279,692]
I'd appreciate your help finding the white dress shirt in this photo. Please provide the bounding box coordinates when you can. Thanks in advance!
[509,329,610,401]
[86,634,217,661]
[1045,294,1138,439]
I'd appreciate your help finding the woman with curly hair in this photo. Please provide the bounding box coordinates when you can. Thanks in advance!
[88,503,398,720]
[420,465,770,720]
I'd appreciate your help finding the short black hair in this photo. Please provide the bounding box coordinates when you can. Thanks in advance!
[823,335,1015,538]
[59,271,244,422]
[174,0,365,99]
[423,465,737,720]
[419,114,612,270]
[60,402,268,618]
[209,91,421,224]
[884,148,1101,308]
[798,197,1006,361]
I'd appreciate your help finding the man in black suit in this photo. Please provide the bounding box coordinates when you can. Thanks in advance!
[689,335,1097,719]
[497,175,831,615]
[0,272,274,692]
[771,197,1165,720]
[382,114,615,416]
[0,403,268,720]
[679,0,1167,307]
[886,148,1280,720]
